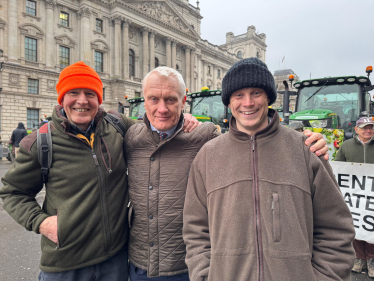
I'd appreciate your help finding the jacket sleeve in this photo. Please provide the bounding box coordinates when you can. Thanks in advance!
[305,145,355,280]
[0,137,49,234]
[334,143,346,162]
[183,151,211,281]
[10,131,15,144]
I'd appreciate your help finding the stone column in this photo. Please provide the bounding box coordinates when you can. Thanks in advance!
[0,26,4,53]
[149,30,156,70]
[202,59,207,88]
[171,41,177,69]
[45,1,55,69]
[113,16,122,77]
[196,55,202,90]
[142,28,149,78]
[8,0,18,63]
[165,37,171,67]
[78,7,92,66]
[190,49,195,93]
[122,19,131,79]
[213,65,217,90]
[184,47,191,91]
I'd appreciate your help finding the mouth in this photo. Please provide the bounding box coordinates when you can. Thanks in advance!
[74,108,89,112]
[240,109,259,116]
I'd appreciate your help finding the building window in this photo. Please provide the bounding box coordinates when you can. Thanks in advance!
[256,50,260,58]
[155,57,159,68]
[237,51,243,59]
[217,69,221,78]
[207,66,211,75]
[25,37,37,62]
[96,19,103,33]
[135,92,141,98]
[95,51,103,72]
[27,109,39,129]
[59,46,70,68]
[28,79,39,94]
[60,12,69,27]
[129,49,135,77]
[103,88,105,101]
[176,64,179,70]
[26,0,36,16]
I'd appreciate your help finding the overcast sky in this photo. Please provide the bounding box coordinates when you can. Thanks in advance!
[197,0,374,82]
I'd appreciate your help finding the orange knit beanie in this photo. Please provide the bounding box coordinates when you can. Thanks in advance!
[56,61,103,105]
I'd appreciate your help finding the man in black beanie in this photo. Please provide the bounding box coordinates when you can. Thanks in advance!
[183,57,355,281]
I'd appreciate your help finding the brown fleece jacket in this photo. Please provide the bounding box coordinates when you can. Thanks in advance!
[183,110,355,281]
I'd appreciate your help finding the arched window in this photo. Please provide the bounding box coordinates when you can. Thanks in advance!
[176,64,179,70]
[237,51,242,59]
[256,50,260,58]
[129,49,135,77]
[155,57,159,68]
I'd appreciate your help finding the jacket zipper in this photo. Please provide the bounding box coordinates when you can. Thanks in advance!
[251,135,263,281]
[92,150,111,257]
[66,132,111,257]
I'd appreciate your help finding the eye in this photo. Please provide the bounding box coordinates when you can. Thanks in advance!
[87,92,96,97]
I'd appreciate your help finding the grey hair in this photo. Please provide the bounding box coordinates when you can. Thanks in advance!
[142,66,186,98]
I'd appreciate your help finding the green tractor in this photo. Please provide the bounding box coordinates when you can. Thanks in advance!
[188,87,230,133]
[127,97,146,120]
[283,66,374,159]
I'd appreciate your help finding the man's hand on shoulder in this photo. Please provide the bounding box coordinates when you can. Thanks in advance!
[303,129,329,160]
[183,113,201,132]
[39,216,58,244]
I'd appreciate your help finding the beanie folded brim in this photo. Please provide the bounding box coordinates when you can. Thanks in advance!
[57,74,103,105]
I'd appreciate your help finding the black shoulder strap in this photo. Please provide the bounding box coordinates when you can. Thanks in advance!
[37,122,53,184]
[104,113,127,137]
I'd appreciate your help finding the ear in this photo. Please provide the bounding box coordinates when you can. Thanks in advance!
[181,95,187,110]
[354,127,359,134]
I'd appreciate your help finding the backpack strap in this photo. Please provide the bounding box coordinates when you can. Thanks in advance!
[37,122,53,184]
[104,113,127,137]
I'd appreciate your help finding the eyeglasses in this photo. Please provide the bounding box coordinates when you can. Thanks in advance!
[359,126,374,131]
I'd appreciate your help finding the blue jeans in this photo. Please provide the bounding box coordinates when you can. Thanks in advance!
[38,246,128,281]
[129,262,189,281]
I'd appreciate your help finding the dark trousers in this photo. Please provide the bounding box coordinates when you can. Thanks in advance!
[129,262,189,281]
[354,239,374,260]
[38,246,128,281]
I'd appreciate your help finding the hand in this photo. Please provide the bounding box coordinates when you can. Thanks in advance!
[39,216,58,244]
[183,114,201,132]
[303,129,329,160]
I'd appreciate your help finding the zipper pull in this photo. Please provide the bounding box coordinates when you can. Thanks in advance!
[127,200,131,207]
[251,136,255,151]
[92,151,99,166]
[271,200,274,210]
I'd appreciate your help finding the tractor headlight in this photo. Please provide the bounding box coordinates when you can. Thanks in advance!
[309,119,328,128]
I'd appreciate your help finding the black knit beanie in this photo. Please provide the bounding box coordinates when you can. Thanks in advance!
[222,57,277,106]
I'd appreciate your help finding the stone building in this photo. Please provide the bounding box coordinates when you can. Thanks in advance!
[273,69,300,111]
[0,0,266,139]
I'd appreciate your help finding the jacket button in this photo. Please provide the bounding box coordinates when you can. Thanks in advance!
[150,157,155,161]
[149,186,153,190]
[149,215,153,219]
[150,242,154,247]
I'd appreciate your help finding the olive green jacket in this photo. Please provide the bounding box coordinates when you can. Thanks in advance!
[335,134,374,163]
[0,105,134,272]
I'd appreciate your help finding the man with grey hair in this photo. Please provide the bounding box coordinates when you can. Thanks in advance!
[125,66,329,281]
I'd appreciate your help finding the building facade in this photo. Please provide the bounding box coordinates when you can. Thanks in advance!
[273,69,300,111]
[0,0,266,139]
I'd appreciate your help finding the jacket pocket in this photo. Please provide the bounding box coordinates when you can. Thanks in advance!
[271,193,281,242]
[128,201,133,228]
[56,209,62,249]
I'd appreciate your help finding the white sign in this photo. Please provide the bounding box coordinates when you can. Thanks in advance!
[295,116,319,119]
[330,161,374,243]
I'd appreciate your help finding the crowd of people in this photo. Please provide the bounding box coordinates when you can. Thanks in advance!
[1,57,373,281]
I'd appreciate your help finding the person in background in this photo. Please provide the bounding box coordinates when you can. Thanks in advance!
[10,122,28,158]
[335,116,374,276]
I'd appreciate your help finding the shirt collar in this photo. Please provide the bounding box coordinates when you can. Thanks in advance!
[150,123,178,139]
[60,108,95,137]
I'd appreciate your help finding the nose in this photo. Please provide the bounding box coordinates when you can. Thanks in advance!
[157,100,168,113]
[77,91,88,104]
[242,95,254,107]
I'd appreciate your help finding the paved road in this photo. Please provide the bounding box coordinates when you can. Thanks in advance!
[0,160,372,280]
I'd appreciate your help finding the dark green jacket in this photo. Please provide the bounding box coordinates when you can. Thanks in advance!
[0,105,134,272]
[335,134,374,163]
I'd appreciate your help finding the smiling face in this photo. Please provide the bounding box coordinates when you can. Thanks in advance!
[61,88,99,131]
[355,124,374,143]
[143,72,186,132]
[228,87,270,136]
